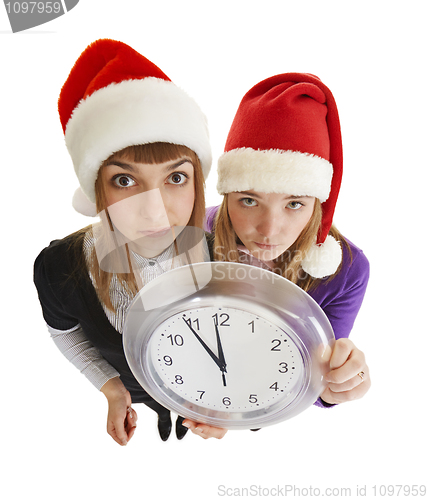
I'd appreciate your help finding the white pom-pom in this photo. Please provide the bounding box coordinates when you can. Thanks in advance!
[301,235,342,279]
[72,187,97,217]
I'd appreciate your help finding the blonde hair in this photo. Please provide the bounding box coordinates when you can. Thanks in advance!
[71,142,206,311]
[213,194,349,292]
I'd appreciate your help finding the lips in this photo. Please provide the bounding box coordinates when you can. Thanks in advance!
[139,227,171,238]
[255,242,279,250]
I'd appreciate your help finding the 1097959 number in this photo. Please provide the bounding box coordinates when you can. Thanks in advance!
[372,484,426,496]
[5,1,61,14]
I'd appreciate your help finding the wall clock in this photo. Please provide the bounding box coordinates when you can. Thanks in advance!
[123,262,334,430]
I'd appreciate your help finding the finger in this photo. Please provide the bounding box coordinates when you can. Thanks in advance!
[212,427,228,439]
[107,421,121,446]
[328,372,366,393]
[326,348,366,384]
[182,419,197,431]
[107,420,128,446]
[325,376,371,404]
[125,409,137,440]
[113,415,130,446]
[182,420,227,439]
[191,424,227,440]
[329,338,355,370]
[126,423,137,441]
[192,425,209,439]
[127,406,138,424]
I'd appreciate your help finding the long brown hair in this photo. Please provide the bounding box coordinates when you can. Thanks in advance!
[213,194,350,292]
[70,142,206,311]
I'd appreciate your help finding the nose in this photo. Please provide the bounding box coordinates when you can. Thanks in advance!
[136,188,169,225]
[255,209,282,240]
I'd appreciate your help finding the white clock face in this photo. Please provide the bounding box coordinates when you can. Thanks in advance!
[147,306,305,415]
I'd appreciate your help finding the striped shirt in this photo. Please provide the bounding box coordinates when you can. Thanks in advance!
[48,230,181,390]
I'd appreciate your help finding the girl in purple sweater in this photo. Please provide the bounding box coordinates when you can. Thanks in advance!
[187,74,371,434]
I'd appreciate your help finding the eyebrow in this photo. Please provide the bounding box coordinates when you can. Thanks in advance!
[164,158,194,172]
[104,157,193,173]
[237,191,310,200]
[104,161,136,172]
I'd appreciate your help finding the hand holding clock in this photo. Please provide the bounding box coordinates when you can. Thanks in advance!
[320,338,371,405]
[181,419,228,439]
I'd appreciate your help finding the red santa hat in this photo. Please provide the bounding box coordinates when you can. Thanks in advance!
[217,73,343,279]
[58,38,212,216]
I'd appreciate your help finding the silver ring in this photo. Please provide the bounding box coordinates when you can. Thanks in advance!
[127,407,133,414]
[358,371,365,381]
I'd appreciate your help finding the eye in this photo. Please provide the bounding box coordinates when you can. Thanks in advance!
[167,172,188,185]
[113,175,137,188]
[240,197,258,207]
[287,200,304,210]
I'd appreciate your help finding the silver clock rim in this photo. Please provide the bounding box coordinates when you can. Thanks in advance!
[123,261,335,430]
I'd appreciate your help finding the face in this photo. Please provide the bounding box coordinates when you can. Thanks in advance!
[227,191,316,261]
[99,156,195,257]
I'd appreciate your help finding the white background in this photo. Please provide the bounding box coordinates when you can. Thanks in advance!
[1,1,426,499]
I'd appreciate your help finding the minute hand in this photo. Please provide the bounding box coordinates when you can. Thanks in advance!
[214,321,227,387]
[182,318,226,371]
[214,321,227,368]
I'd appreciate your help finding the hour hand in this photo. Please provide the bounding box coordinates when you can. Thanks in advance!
[182,317,226,371]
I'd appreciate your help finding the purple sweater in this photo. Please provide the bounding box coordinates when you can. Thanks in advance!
[204,206,370,340]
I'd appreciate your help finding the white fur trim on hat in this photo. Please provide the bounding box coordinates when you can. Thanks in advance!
[65,77,212,204]
[217,148,332,202]
[72,187,97,217]
[301,234,342,278]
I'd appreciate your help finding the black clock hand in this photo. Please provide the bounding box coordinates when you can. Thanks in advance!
[214,321,227,367]
[182,318,226,371]
[214,321,227,386]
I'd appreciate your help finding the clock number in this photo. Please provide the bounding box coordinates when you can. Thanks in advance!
[269,382,279,391]
[183,317,200,331]
[222,397,231,406]
[167,334,184,346]
[248,320,255,333]
[197,390,205,400]
[212,313,230,326]
[249,394,258,404]
[175,375,184,384]
[279,362,288,373]
[271,339,281,351]
[163,355,173,366]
